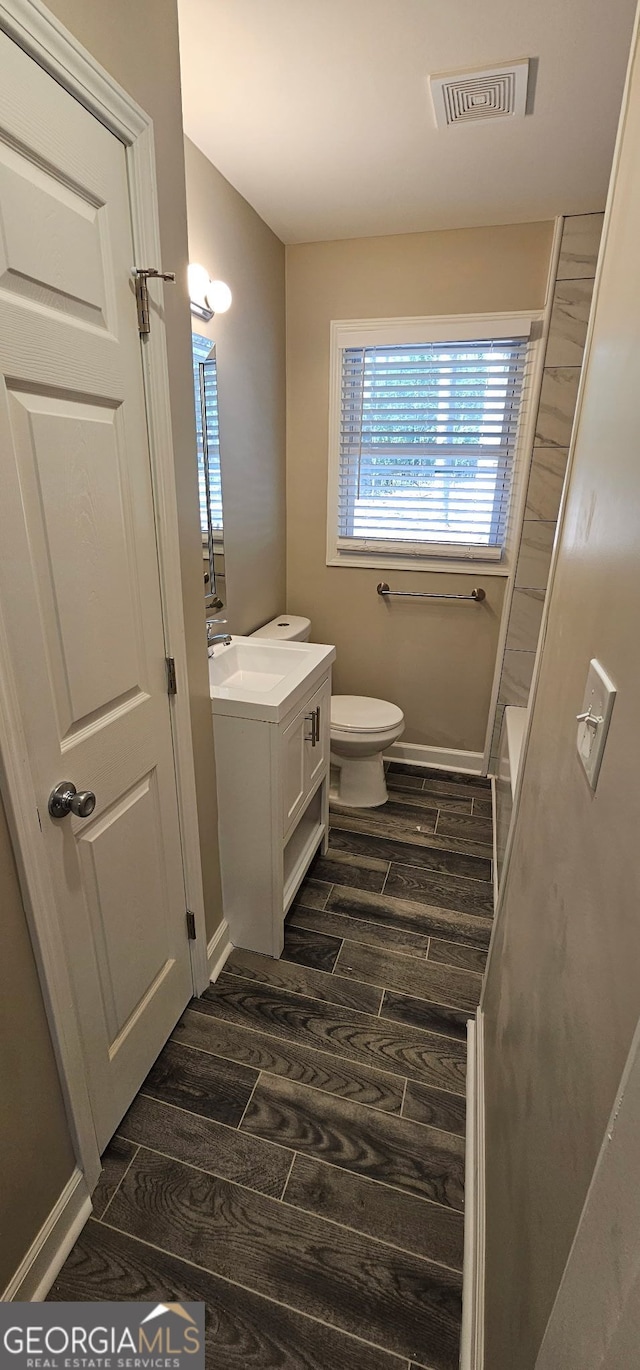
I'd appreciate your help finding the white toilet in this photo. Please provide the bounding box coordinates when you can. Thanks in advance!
[251,615,405,808]
[330,695,404,807]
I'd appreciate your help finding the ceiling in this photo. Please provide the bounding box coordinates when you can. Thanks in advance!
[177,0,636,245]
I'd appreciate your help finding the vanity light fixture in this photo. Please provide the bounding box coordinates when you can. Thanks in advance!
[188,263,232,321]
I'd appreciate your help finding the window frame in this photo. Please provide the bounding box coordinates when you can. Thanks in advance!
[326,312,545,574]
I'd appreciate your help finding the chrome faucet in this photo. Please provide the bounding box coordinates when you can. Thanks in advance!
[206,617,232,648]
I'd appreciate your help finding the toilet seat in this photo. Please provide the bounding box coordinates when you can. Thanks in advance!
[331,695,404,734]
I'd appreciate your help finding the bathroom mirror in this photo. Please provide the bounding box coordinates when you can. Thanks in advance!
[192,332,225,609]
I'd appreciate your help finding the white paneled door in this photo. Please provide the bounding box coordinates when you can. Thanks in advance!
[0,30,193,1151]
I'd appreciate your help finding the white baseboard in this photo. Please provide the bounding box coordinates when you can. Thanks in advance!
[3,1167,92,1302]
[207,918,232,982]
[461,1011,486,1370]
[385,742,484,775]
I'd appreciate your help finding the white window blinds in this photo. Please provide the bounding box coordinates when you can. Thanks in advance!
[337,334,530,560]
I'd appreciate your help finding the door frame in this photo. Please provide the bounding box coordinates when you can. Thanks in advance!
[0,0,210,1189]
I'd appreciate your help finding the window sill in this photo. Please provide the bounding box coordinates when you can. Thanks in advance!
[326,553,511,576]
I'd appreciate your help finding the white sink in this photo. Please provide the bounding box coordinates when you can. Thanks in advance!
[209,635,336,722]
[210,641,307,692]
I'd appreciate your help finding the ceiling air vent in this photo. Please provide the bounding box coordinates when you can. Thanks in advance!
[429,59,530,129]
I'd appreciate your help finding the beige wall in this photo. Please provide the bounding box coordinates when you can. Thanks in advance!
[0,797,76,1293]
[483,29,640,1368]
[286,222,554,752]
[44,0,222,936]
[184,138,286,634]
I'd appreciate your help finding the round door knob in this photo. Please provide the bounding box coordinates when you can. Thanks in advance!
[48,781,96,820]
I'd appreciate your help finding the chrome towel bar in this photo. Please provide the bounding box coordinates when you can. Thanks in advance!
[377,581,486,602]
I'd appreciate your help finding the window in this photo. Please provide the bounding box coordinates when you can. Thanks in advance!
[191,332,223,539]
[328,315,538,567]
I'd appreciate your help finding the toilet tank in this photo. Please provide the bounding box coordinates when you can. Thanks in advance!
[250,614,311,642]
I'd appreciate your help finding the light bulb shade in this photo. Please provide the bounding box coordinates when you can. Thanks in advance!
[188,264,232,320]
[207,279,232,314]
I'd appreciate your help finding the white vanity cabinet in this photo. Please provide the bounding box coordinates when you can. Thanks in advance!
[210,639,335,958]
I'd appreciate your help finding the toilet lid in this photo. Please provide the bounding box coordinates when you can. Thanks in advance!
[331,694,404,733]
[251,614,310,641]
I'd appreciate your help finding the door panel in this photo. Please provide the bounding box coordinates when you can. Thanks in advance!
[78,770,173,1039]
[0,30,193,1150]
[305,677,331,794]
[8,390,142,732]
[281,679,332,840]
[282,709,307,835]
[0,147,108,326]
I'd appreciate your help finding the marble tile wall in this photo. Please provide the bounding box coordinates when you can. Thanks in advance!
[488,213,603,770]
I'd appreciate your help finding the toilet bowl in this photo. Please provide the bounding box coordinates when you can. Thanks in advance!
[251,617,403,808]
[330,695,405,808]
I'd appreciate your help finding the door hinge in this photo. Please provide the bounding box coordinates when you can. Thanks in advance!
[133,267,176,336]
[166,657,177,696]
[186,910,197,940]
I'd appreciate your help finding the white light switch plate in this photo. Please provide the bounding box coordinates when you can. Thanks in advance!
[577,658,616,790]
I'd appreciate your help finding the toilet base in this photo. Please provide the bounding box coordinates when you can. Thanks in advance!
[330,750,388,808]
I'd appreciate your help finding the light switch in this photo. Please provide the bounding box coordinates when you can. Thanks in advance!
[576,658,616,790]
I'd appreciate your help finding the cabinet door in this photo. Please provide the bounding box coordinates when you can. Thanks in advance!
[305,676,331,794]
[281,705,312,834]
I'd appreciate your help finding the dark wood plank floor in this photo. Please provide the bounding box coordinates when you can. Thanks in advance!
[50,761,494,1370]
